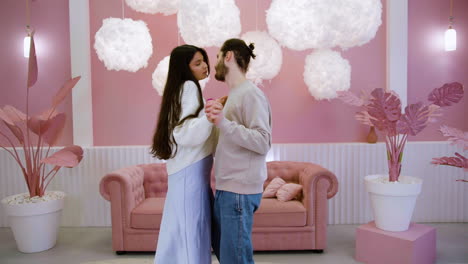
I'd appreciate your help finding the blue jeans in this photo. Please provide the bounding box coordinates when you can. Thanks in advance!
[212,190,262,264]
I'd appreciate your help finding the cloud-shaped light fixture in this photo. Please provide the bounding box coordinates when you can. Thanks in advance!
[152,56,210,96]
[266,0,382,50]
[303,49,351,100]
[94,18,153,72]
[177,0,241,47]
[241,31,283,85]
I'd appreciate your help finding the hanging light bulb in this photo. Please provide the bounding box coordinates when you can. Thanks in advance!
[444,0,456,51]
[445,26,457,51]
[24,34,31,58]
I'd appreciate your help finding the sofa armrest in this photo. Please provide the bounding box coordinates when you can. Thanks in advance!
[99,165,146,251]
[299,163,338,249]
[299,164,338,202]
[299,163,338,227]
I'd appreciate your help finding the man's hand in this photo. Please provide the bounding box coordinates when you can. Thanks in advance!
[205,99,224,125]
[217,96,228,106]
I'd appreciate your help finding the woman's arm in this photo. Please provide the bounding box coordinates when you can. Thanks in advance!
[173,81,213,147]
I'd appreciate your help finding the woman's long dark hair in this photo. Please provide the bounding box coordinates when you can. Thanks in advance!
[151,45,210,160]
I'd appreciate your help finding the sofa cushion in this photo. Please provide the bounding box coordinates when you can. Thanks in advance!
[263,177,286,198]
[276,183,302,202]
[254,198,306,227]
[131,197,165,229]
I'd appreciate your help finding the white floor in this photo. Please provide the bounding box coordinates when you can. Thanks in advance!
[0,224,467,264]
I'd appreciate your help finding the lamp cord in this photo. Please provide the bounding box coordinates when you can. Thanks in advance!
[255,0,258,31]
[122,0,125,19]
[450,0,453,17]
[449,0,454,26]
[26,0,30,34]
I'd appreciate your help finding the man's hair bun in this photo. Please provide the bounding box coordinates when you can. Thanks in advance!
[248,43,256,59]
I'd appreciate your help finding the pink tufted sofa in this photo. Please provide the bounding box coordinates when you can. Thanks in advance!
[99,161,338,254]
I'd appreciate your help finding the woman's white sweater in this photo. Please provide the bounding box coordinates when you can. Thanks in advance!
[166,81,215,175]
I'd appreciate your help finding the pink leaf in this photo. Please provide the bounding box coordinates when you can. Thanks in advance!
[28,116,51,136]
[52,77,81,108]
[431,153,468,171]
[42,113,66,146]
[39,108,59,120]
[439,125,468,151]
[41,145,83,168]
[428,82,464,107]
[27,109,61,138]
[0,108,15,126]
[367,88,401,134]
[396,102,430,136]
[426,105,442,123]
[1,106,26,145]
[355,111,373,126]
[3,122,24,145]
[337,91,364,106]
[27,35,38,88]
[3,106,26,123]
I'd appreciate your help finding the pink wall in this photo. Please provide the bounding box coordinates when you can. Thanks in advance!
[0,0,73,146]
[2,1,466,147]
[408,0,468,140]
[90,0,387,145]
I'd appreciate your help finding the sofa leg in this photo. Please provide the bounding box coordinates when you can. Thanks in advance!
[311,249,324,254]
[116,251,126,255]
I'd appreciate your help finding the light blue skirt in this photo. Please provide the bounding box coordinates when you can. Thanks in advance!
[154,155,213,264]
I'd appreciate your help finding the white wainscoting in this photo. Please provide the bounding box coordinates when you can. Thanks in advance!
[1,142,466,227]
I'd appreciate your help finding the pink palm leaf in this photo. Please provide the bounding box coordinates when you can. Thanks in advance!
[367,88,401,135]
[396,102,430,136]
[355,111,373,126]
[337,90,364,107]
[431,153,468,172]
[439,125,468,151]
[428,82,464,107]
[426,104,442,123]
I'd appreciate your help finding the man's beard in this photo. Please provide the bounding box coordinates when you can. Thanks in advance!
[215,60,228,82]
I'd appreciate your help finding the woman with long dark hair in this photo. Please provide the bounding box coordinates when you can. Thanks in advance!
[151,45,219,264]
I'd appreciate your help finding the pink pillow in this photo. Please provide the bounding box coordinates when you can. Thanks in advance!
[262,177,286,198]
[276,183,303,202]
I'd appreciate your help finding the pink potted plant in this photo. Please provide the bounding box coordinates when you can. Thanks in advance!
[338,82,464,231]
[0,35,83,253]
[431,125,467,182]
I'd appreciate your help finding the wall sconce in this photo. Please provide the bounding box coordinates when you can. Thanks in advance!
[445,0,456,51]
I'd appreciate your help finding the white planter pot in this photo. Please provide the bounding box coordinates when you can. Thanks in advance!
[364,175,422,232]
[1,191,65,253]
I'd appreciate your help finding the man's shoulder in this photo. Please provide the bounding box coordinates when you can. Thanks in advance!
[239,81,266,98]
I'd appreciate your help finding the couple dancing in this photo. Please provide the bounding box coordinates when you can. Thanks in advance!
[151,38,272,264]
